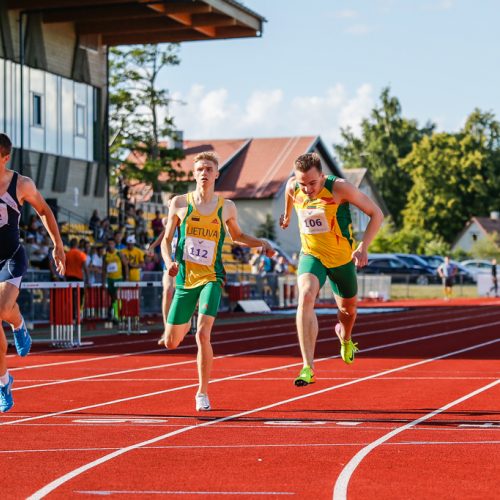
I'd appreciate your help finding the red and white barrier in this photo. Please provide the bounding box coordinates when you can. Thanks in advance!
[21,282,84,347]
[116,281,162,334]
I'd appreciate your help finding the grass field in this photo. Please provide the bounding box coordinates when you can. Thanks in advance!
[391,283,477,299]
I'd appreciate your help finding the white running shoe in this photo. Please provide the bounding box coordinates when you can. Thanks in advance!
[195,393,211,411]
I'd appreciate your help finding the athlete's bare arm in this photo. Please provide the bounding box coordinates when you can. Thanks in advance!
[224,200,274,253]
[17,175,65,275]
[334,179,384,268]
[279,176,296,230]
[161,196,187,276]
[148,217,168,254]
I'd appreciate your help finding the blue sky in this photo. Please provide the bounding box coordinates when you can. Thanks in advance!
[161,0,500,151]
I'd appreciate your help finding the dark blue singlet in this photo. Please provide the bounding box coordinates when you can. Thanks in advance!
[0,172,28,283]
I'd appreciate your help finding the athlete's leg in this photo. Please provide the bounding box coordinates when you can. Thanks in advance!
[0,282,22,329]
[164,286,200,349]
[158,273,175,344]
[296,273,320,368]
[0,323,8,376]
[195,282,222,397]
[333,294,358,342]
[195,313,216,395]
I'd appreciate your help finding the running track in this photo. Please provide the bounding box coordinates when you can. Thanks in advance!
[1,305,499,499]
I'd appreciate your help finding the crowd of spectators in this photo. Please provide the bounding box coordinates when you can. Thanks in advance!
[23,209,298,283]
[23,209,166,283]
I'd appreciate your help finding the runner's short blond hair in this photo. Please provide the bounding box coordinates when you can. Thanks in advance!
[193,151,219,167]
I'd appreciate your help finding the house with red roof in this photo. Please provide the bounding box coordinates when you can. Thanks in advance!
[452,213,500,253]
[127,135,389,255]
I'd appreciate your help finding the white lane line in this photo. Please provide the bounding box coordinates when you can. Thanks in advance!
[6,318,500,429]
[74,491,294,496]
[332,378,500,500]
[13,308,500,391]
[5,441,500,455]
[27,337,499,499]
[9,305,472,359]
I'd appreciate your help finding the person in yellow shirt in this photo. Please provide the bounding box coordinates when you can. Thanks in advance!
[280,153,383,386]
[121,235,144,282]
[102,238,128,320]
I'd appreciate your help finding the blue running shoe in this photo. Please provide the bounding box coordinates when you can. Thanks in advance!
[0,374,14,413]
[13,319,32,357]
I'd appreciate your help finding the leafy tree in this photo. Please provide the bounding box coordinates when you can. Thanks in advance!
[109,44,190,197]
[255,214,276,241]
[401,109,500,243]
[334,87,434,226]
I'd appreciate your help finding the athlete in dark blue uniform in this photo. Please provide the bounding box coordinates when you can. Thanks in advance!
[0,133,65,412]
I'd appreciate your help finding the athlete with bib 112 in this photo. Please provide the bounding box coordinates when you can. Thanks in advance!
[161,151,274,412]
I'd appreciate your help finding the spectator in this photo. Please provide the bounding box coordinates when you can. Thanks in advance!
[65,238,88,283]
[97,217,113,243]
[231,243,245,263]
[249,249,262,275]
[274,255,289,275]
[437,256,457,300]
[89,209,101,240]
[259,250,275,276]
[102,238,127,320]
[88,246,104,284]
[25,234,45,268]
[490,258,498,297]
[143,253,156,272]
[121,235,144,282]
[151,210,164,238]
[114,230,126,250]
[134,208,147,246]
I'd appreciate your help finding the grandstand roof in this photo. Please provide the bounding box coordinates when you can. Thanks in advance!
[7,0,265,46]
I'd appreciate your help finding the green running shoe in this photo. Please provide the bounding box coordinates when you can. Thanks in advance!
[341,339,359,365]
[294,366,316,387]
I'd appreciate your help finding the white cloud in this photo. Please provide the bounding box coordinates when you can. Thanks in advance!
[169,83,375,148]
[334,9,358,19]
[344,24,373,36]
[422,0,454,11]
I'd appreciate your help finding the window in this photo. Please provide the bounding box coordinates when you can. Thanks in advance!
[75,104,86,137]
[472,233,478,241]
[32,93,43,127]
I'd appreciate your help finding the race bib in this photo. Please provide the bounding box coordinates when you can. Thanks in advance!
[183,236,216,266]
[0,205,7,228]
[298,208,329,234]
[107,262,118,273]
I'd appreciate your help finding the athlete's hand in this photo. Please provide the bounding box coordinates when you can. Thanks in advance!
[279,214,289,229]
[167,261,179,277]
[352,243,368,268]
[261,240,276,258]
[53,245,66,275]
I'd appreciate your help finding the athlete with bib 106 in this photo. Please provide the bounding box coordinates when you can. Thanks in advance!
[0,133,65,412]
[280,153,383,387]
[161,151,274,412]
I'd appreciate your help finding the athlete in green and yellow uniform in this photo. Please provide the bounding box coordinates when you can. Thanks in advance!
[161,152,274,411]
[280,153,383,386]
[102,238,127,320]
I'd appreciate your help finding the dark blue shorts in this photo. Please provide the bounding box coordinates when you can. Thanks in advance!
[0,245,28,288]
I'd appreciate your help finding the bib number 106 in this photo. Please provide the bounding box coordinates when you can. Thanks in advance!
[304,218,323,228]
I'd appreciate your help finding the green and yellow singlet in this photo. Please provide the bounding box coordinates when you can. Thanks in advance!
[293,175,355,268]
[175,192,226,289]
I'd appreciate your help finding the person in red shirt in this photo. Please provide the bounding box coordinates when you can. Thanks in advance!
[65,238,88,283]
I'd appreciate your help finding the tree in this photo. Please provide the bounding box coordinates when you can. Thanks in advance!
[255,214,276,241]
[401,109,500,243]
[334,87,434,227]
[109,44,190,197]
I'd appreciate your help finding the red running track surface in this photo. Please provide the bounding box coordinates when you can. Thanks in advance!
[1,305,499,499]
